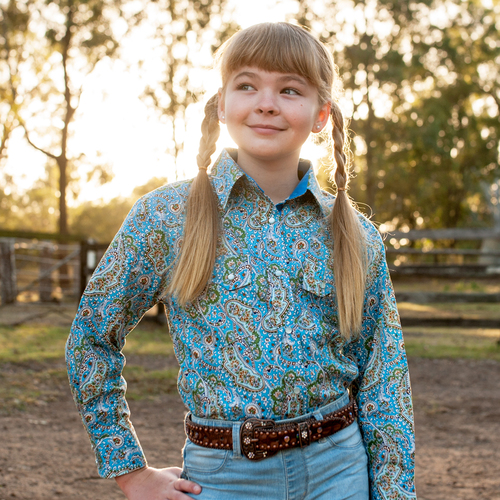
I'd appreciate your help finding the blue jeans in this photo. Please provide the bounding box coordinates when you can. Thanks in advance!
[181,392,369,500]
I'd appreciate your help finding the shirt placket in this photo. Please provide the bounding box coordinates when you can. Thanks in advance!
[269,201,306,401]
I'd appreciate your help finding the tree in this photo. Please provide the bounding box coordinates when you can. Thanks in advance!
[384,0,500,230]
[293,0,500,232]
[0,166,59,232]
[7,0,140,236]
[70,176,169,242]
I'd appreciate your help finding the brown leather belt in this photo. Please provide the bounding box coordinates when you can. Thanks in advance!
[185,398,357,461]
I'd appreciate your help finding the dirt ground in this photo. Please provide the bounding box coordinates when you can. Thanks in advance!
[1,307,499,499]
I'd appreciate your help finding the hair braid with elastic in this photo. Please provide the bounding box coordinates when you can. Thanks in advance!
[168,94,221,304]
[329,102,367,338]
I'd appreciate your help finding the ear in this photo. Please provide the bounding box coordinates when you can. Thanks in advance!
[312,101,331,133]
[217,88,225,123]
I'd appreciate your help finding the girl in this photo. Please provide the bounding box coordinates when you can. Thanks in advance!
[66,22,416,500]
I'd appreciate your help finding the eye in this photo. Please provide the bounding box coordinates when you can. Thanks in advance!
[236,83,255,91]
[281,87,301,96]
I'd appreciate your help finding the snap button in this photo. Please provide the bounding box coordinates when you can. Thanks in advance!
[285,327,292,334]
[320,282,326,288]
[294,387,300,394]
[269,217,275,224]
[227,273,235,280]
[275,270,282,277]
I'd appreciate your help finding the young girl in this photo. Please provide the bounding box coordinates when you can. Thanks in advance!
[66,22,416,500]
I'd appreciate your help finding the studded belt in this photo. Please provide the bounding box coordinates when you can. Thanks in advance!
[184,398,357,461]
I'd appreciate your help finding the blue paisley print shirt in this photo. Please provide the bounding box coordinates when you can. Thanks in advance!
[66,149,416,499]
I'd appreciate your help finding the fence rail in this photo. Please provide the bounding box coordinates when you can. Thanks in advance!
[0,237,81,304]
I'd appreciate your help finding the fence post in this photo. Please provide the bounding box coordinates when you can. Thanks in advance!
[0,239,17,304]
[79,240,88,298]
[39,244,53,302]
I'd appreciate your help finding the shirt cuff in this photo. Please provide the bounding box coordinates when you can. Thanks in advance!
[93,430,148,479]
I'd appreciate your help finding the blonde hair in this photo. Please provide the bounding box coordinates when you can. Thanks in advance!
[169,22,367,338]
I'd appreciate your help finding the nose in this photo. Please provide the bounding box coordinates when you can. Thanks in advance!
[256,90,279,115]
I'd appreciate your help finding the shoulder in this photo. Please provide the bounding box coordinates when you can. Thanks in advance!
[318,189,384,251]
[357,213,384,250]
[129,178,194,224]
[136,178,193,209]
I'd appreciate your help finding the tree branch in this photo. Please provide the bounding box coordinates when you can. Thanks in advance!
[21,123,59,160]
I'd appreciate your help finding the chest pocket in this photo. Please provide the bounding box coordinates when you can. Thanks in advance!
[211,254,253,291]
[301,257,335,297]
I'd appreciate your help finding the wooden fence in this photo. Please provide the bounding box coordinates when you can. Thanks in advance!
[1,228,499,328]
[0,237,81,304]
[382,227,500,328]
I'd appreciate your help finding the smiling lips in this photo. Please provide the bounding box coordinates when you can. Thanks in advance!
[248,123,285,134]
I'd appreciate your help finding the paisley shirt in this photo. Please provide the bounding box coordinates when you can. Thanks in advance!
[66,149,416,499]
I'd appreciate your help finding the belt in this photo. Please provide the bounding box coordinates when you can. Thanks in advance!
[185,398,357,461]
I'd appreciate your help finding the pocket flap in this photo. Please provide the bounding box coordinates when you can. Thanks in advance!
[212,255,252,290]
[301,257,334,297]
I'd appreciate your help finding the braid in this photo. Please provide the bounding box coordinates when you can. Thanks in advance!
[329,102,367,338]
[168,94,221,305]
[330,102,347,192]
[197,94,220,170]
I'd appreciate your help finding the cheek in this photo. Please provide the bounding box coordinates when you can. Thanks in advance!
[291,114,316,133]
[225,95,249,120]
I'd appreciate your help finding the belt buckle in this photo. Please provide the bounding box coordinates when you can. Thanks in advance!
[240,418,277,461]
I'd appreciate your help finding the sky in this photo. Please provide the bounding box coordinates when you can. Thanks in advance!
[5,0,317,205]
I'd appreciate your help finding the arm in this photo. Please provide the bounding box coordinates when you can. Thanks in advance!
[66,193,202,498]
[346,230,416,500]
[66,196,170,478]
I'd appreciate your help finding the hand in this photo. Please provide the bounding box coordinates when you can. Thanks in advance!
[115,466,202,500]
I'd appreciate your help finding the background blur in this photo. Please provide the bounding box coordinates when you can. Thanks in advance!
[1,0,499,243]
[2,0,500,310]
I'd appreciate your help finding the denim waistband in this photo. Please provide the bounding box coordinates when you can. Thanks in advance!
[186,392,351,458]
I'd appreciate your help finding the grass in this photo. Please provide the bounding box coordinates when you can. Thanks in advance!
[0,322,176,412]
[0,322,174,364]
[0,366,68,411]
[404,327,500,361]
[124,365,179,400]
[0,325,70,364]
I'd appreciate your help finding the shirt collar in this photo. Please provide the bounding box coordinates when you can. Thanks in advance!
[210,148,328,215]
[209,149,246,210]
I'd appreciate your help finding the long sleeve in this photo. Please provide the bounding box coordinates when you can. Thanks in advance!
[346,231,416,499]
[65,196,170,478]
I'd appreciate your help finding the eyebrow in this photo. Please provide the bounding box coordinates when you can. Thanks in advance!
[233,71,308,86]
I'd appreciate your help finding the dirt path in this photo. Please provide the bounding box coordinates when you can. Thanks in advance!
[1,355,500,500]
[1,304,499,499]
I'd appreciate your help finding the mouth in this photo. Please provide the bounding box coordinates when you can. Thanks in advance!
[248,124,284,134]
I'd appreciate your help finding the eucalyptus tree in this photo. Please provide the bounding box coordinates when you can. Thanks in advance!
[6,0,140,236]
[385,0,500,230]
[293,0,500,232]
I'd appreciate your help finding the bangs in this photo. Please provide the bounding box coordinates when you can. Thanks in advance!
[216,23,333,93]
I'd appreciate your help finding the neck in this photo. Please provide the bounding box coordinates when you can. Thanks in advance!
[236,150,302,204]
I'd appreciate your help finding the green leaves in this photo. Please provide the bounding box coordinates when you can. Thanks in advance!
[298,0,500,231]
